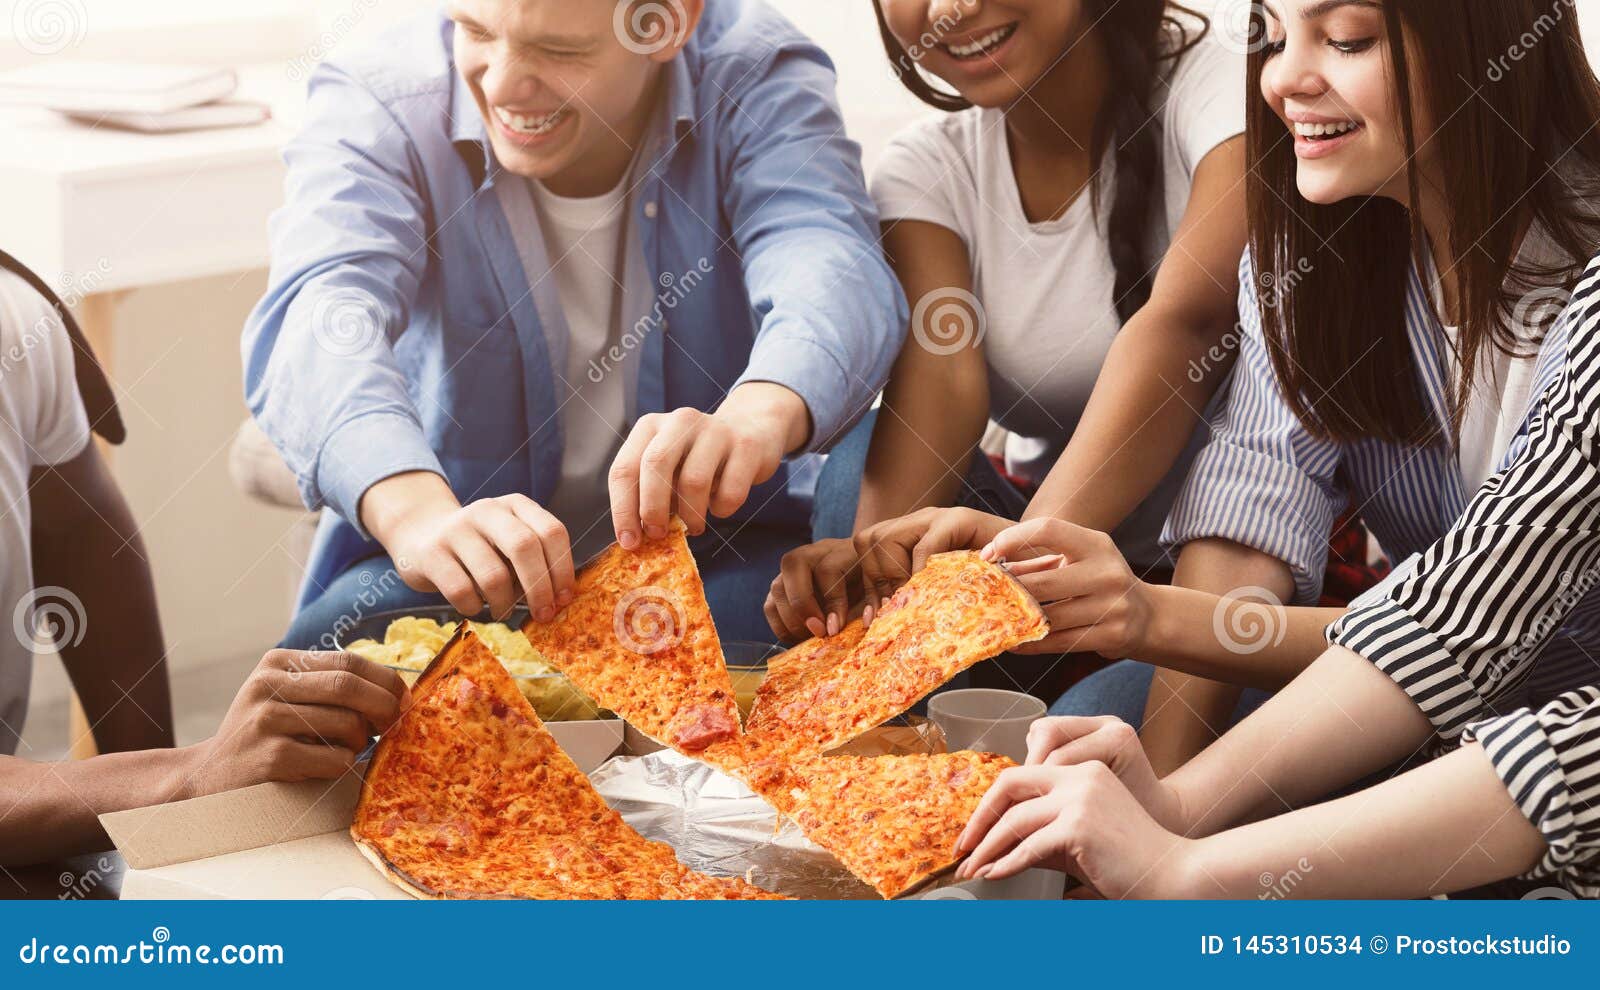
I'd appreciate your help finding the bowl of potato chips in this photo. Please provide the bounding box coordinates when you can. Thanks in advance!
[336,608,601,721]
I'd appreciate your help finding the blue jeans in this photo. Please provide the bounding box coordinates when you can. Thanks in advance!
[1049,659,1272,729]
[811,408,1030,541]
[281,520,807,651]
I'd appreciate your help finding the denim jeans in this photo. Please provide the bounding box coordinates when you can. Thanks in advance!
[811,408,1030,541]
[1047,659,1272,727]
[281,520,808,651]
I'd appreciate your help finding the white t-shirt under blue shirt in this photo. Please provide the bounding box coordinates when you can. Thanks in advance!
[869,28,1245,568]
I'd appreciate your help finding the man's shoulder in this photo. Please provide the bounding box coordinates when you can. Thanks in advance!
[0,268,78,412]
[688,0,827,84]
[318,10,456,108]
[0,269,62,355]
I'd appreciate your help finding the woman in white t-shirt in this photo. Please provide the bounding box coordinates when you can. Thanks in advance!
[767,1,1247,646]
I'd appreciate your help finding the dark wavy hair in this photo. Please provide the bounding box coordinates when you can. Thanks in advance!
[871,0,1209,323]
[1246,0,1600,445]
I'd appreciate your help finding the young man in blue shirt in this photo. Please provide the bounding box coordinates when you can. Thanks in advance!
[246,0,906,645]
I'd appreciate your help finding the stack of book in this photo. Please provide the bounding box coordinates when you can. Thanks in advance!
[0,61,270,133]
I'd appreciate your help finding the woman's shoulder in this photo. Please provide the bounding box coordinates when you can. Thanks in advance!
[878,107,997,169]
[872,106,1001,206]
[1159,17,1248,103]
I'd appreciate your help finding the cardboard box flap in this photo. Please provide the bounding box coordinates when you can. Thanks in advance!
[100,773,362,871]
[101,719,628,873]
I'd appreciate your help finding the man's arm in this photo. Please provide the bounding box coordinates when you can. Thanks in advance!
[241,64,580,620]
[715,44,908,453]
[0,651,405,867]
[0,747,194,865]
[241,61,442,535]
[608,40,907,543]
[29,443,172,753]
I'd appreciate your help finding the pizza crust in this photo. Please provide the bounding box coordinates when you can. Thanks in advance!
[352,836,436,900]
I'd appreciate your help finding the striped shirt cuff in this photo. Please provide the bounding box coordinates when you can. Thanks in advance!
[1463,686,1600,898]
[1329,598,1495,741]
[1162,439,1341,605]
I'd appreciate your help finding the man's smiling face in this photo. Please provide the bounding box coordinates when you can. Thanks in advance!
[449,0,676,195]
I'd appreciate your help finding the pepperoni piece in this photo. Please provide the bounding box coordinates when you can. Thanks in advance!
[671,703,737,751]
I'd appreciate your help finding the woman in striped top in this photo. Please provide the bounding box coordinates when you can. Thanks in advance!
[954,0,1600,897]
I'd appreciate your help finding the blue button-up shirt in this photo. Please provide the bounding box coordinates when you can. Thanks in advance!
[242,2,907,605]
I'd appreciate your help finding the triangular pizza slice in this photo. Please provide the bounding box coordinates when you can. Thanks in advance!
[719,551,1047,770]
[351,627,780,900]
[521,518,740,755]
[765,751,1015,899]
[747,620,868,728]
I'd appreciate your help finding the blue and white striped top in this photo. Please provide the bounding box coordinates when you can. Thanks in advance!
[1164,253,1567,607]
[1166,248,1600,897]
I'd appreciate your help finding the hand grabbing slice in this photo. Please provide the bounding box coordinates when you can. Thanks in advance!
[719,551,1046,769]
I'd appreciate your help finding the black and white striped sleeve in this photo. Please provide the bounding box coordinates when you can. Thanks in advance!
[1462,687,1600,898]
[1329,253,1600,893]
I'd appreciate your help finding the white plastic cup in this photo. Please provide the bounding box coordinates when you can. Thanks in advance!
[927,689,1047,763]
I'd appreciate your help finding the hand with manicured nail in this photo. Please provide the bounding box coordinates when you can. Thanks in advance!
[764,538,864,643]
[1022,716,1186,831]
[853,507,1012,610]
[952,762,1196,898]
[607,383,810,548]
[979,518,1153,658]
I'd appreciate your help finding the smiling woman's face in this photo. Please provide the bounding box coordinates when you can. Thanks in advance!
[1260,0,1420,206]
[878,0,1089,108]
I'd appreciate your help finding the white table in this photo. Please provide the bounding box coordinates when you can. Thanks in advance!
[0,63,301,332]
[0,65,302,757]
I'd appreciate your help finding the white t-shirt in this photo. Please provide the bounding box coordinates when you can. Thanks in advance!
[0,269,92,754]
[529,176,636,565]
[869,28,1245,566]
[1434,225,1565,493]
[1443,324,1534,493]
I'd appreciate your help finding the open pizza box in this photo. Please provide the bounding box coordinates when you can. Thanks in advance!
[100,719,1064,901]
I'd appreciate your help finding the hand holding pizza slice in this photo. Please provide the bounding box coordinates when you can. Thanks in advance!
[706,551,1047,777]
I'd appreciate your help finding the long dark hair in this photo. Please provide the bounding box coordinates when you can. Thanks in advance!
[872,1,1209,323]
[1246,0,1600,446]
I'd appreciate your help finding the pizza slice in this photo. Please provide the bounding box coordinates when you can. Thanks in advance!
[767,751,1015,899]
[520,518,740,755]
[351,627,781,900]
[747,620,868,728]
[725,551,1047,767]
